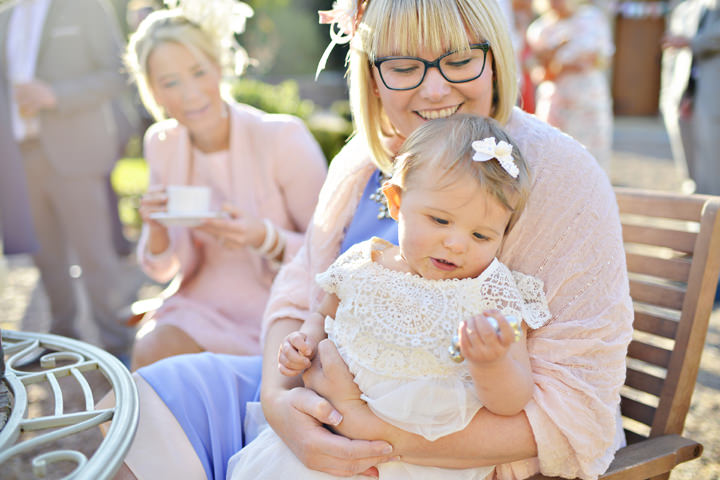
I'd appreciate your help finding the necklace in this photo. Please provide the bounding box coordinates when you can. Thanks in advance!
[369,170,392,219]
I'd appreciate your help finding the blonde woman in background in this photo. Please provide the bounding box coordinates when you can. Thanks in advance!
[527,0,615,173]
[125,4,327,369]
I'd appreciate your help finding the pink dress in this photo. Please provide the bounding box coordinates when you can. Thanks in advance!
[527,5,614,172]
[137,101,327,355]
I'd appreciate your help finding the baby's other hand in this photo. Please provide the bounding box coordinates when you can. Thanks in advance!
[458,310,518,365]
[278,332,317,376]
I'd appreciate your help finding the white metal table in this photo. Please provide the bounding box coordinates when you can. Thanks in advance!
[0,330,138,479]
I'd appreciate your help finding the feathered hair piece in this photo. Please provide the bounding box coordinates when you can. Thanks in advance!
[316,0,368,78]
[163,0,254,74]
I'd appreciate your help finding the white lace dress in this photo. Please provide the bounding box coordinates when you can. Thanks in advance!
[227,238,551,480]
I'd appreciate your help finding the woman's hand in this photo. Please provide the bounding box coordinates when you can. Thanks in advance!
[138,185,168,226]
[303,340,393,444]
[263,384,394,477]
[195,203,265,249]
[303,339,363,406]
[139,185,171,254]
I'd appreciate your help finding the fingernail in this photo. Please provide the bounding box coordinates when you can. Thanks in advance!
[328,411,343,425]
[382,444,393,455]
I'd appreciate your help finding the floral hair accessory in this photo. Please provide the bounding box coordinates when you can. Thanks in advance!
[163,0,254,75]
[316,0,367,79]
[471,137,519,178]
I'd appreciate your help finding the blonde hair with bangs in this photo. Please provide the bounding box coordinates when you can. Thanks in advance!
[125,9,224,121]
[348,0,518,173]
[391,114,530,231]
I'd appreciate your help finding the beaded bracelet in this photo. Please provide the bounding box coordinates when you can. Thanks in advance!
[265,228,286,260]
[253,219,278,255]
[252,219,285,261]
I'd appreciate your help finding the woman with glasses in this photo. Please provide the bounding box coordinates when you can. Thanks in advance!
[110,1,632,479]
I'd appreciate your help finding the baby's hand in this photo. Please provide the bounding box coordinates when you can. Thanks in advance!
[458,310,520,365]
[278,331,317,376]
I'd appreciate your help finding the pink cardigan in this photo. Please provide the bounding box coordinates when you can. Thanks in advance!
[263,107,633,479]
[137,101,327,354]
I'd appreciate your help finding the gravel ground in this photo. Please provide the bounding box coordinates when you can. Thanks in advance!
[1,116,719,479]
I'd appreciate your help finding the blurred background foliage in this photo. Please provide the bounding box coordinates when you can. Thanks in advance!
[241,0,347,76]
[229,78,352,161]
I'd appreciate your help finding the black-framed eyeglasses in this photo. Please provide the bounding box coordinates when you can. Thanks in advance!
[373,42,490,91]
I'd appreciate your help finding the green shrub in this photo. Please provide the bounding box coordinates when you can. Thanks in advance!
[111,157,148,231]
[307,112,353,163]
[231,78,353,162]
[230,78,314,120]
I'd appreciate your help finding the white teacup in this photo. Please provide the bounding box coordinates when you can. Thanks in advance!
[166,185,211,215]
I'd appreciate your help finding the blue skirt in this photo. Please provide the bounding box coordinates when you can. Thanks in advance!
[138,353,262,480]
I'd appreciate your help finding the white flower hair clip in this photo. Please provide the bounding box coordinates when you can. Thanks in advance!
[316,0,367,79]
[471,137,519,178]
[163,0,254,75]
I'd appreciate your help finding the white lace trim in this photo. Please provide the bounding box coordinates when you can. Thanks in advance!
[317,237,551,383]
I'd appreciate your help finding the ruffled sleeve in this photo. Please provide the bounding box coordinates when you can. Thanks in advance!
[136,123,200,283]
[316,242,358,295]
[511,271,551,330]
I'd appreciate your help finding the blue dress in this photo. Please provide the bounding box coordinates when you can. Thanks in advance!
[138,169,397,480]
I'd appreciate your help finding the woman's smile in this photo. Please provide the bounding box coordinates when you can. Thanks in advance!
[415,105,461,120]
[185,103,211,118]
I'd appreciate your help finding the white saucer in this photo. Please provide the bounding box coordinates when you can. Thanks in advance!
[149,211,227,227]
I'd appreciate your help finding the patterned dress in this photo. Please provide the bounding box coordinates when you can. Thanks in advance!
[527,5,614,172]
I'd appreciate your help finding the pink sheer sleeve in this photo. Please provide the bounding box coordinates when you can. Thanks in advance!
[261,137,375,340]
[135,124,200,283]
[266,116,328,260]
[495,110,633,479]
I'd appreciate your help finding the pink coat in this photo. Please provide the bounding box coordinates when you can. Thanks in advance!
[264,107,633,479]
[137,101,327,355]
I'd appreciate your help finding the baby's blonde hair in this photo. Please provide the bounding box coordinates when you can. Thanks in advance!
[125,9,224,121]
[392,114,530,231]
[348,0,518,173]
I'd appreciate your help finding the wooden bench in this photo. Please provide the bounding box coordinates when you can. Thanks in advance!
[532,187,720,479]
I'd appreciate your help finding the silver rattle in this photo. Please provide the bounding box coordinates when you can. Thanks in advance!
[448,315,522,363]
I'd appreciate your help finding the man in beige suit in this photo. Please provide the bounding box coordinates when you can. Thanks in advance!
[0,0,137,359]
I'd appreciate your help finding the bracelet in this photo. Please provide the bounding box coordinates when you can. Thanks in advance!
[265,229,286,260]
[253,219,278,256]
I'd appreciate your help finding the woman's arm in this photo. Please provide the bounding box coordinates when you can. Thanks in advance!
[270,117,328,259]
[304,339,538,469]
[136,129,200,283]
